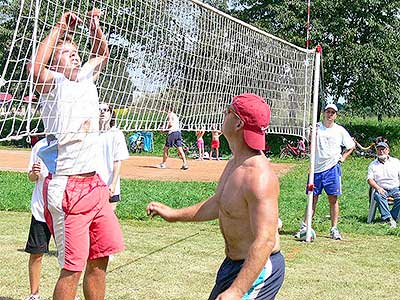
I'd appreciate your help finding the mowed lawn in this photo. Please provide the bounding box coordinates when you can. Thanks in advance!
[1,157,400,299]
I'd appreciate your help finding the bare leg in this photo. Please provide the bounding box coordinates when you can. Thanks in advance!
[83,257,109,300]
[53,269,81,300]
[162,146,169,164]
[328,195,339,228]
[177,146,187,165]
[110,202,117,211]
[29,253,44,295]
[216,148,220,160]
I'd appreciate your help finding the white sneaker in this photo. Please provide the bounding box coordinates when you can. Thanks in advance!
[158,163,166,169]
[294,222,307,239]
[181,164,189,170]
[26,295,40,300]
[389,218,397,229]
[330,227,342,240]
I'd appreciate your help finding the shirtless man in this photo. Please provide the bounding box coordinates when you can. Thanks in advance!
[147,93,284,300]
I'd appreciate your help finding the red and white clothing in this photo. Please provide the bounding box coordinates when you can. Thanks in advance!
[97,127,129,196]
[38,63,124,271]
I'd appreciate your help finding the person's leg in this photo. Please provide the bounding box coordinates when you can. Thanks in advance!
[177,146,188,166]
[25,215,52,298]
[53,269,81,300]
[28,253,44,295]
[328,195,339,228]
[373,192,392,220]
[162,145,169,164]
[83,257,109,300]
[388,188,400,220]
[216,147,220,160]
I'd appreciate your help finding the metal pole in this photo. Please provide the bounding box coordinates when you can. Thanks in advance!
[305,45,322,242]
[306,0,311,49]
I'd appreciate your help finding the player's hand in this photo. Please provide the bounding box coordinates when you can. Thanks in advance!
[58,12,83,32]
[109,184,116,197]
[376,187,387,196]
[87,8,102,32]
[31,161,42,176]
[146,201,176,222]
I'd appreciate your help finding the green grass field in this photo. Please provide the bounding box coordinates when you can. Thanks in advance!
[1,157,400,299]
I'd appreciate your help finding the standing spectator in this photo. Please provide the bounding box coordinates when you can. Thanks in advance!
[25,138,50,300]
[196,129,205,160]
[98,103,130,211]
[210,125,223,160]
[295,103,355,240]
[147,93,284,300]
[367,142,400,228]
[31,9,124,300]
[159,110,188,170]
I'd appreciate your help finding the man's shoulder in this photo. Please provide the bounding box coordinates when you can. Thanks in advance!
[368,159,379,168]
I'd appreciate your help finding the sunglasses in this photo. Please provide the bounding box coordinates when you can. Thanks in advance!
[99,107,110,113]
[224,104,242,121]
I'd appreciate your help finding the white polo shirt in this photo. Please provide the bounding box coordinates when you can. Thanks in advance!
[367,157,400,190]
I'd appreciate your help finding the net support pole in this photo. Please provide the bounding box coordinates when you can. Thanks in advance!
[305,45,322,242]
[26,0,40,142]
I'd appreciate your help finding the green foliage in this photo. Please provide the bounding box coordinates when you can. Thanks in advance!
[339,116,400,157]
[228,0,400,117]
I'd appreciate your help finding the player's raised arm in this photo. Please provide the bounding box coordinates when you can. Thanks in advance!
[31,12,82,94]
[86,8,109,79]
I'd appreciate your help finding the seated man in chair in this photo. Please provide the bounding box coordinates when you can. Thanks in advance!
[367,142,400,228]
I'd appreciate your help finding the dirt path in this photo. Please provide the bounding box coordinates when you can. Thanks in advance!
[0,149,294,182]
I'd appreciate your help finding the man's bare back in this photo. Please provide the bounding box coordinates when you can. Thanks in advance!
[216,154,280,260]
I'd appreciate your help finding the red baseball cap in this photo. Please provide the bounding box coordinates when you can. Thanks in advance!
[231,93,271,150]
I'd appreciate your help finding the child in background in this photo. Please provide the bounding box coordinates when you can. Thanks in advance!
[196,129,205,160]
[210,125,223,160]
[25,138,50,300]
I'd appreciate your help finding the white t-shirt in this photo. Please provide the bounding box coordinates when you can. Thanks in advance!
[314,122,355,173]
[97,127,130,196]
[38,63,100,175]
[168,112,180,134]
[28,138,49,222]
[367,157,400,190]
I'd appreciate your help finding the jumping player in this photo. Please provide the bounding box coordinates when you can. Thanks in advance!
[31,9,124,300]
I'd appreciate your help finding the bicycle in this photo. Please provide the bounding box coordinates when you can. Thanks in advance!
[352,136,386,158]
[279,137,308,159]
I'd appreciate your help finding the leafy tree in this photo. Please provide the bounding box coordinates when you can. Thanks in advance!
[227,0,400,117]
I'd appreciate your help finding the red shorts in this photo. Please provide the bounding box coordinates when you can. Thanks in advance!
[211,140,220,149]
[43,174,124,272]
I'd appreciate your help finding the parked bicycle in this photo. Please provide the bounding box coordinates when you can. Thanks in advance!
[279,137,308,159]
[352,136,387,158]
